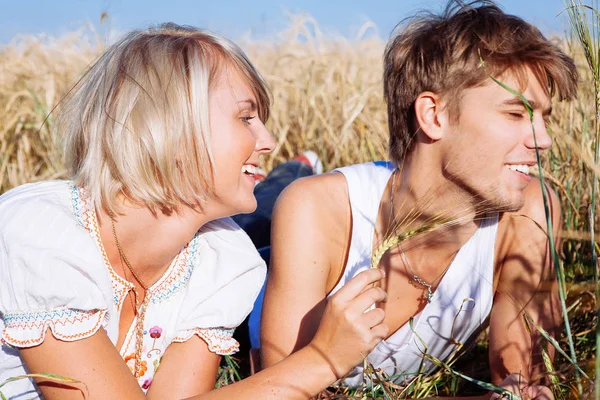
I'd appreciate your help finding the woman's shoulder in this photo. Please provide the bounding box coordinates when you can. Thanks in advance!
[197,217,261,254]
[0,180,72,206]
[187,217,266,282]
[0,180,78,239]
[173,218,266,330]
[0,182,112,349]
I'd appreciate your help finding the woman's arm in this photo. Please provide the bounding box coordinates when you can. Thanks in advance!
[20,328,146,400]
[198,267,388,399]
[19,267,386,400]
[20,326,221,400]
[147,337,221,399]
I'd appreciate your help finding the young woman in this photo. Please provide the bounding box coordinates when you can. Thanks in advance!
[0,23,387,400]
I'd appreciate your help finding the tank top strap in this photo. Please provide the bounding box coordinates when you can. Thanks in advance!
[330,162,395,296]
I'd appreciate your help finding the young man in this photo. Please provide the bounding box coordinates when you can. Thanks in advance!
[260,1,577,398]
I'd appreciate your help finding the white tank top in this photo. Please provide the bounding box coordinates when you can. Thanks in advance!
[330,162,499,386]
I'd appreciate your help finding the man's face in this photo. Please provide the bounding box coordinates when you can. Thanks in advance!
[440,67,553,212]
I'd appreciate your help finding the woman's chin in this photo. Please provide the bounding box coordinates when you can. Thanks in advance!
[233,196,258,216]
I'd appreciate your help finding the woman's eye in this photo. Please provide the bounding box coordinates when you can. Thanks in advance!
[508,112,523,119]
[241,116,256,125]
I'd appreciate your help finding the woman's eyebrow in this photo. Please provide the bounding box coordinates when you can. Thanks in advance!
[237,99,257,111]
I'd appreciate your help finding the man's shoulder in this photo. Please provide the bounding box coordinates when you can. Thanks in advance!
[335,161,395,186]
[499,178,560,234]
[495,178,561,266]
[273,171,352,264]
[276,171,349,216]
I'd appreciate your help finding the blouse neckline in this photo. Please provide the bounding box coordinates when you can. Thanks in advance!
[69,183,199,309]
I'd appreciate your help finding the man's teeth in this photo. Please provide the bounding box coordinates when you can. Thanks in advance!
[242,165,257,175]
[506,164,530,175]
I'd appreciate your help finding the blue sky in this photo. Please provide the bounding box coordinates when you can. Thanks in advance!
[1,0,572,45]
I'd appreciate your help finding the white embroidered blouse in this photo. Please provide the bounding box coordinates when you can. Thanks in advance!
[0,181,266,399]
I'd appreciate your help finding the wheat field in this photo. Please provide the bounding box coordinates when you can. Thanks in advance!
[0,14,598,399]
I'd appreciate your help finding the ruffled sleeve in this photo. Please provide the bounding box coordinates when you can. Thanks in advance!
[172,217,266,355]
[0,182,112,348]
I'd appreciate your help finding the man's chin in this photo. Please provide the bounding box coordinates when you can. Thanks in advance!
[495,197,525,214]
[476,190,525,214]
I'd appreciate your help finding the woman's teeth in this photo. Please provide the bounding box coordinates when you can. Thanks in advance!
[242,164,257,175]
[506,164,530,175]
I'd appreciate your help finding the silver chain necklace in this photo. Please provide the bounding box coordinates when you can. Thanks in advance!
[398,243,435,302]
[389,168,454,303]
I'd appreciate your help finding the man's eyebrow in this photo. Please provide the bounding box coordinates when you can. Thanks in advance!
[500,97,552,115]
[238,99,257,110]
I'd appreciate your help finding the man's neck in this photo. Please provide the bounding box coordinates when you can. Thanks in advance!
[387,153,482,250]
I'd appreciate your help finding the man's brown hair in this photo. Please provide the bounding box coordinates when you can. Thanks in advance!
[384,0,578,164]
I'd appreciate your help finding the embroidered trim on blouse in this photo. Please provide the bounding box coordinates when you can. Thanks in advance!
[2,307,106,347]
[71,183,131,307]
[150,234,200,304]
[172,327,239,355]
[70,184,200,306]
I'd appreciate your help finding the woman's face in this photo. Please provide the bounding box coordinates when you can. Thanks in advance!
[208,67,275,216]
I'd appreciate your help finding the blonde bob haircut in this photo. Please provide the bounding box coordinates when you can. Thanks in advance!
[60,23,270,215]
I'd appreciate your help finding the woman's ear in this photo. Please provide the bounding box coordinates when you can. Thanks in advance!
[414,92,448,141]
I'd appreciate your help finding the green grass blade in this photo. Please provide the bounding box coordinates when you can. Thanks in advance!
[489,73,583,394]
[489,76,533,120]
[564,2,600,397]
[0,373,88,400]
[0,373,83,390]
[424,353,522,400]
[523,314,592,382]
[223,355,242,382]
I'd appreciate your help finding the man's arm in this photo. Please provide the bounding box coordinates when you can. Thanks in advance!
[261,172,352,367]
[489,178,562,384]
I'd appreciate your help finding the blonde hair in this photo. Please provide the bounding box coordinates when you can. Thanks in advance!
[60,23,270,215]
[384,0,578,164]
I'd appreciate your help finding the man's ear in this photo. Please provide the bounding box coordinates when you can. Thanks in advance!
[414,92,449,141]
